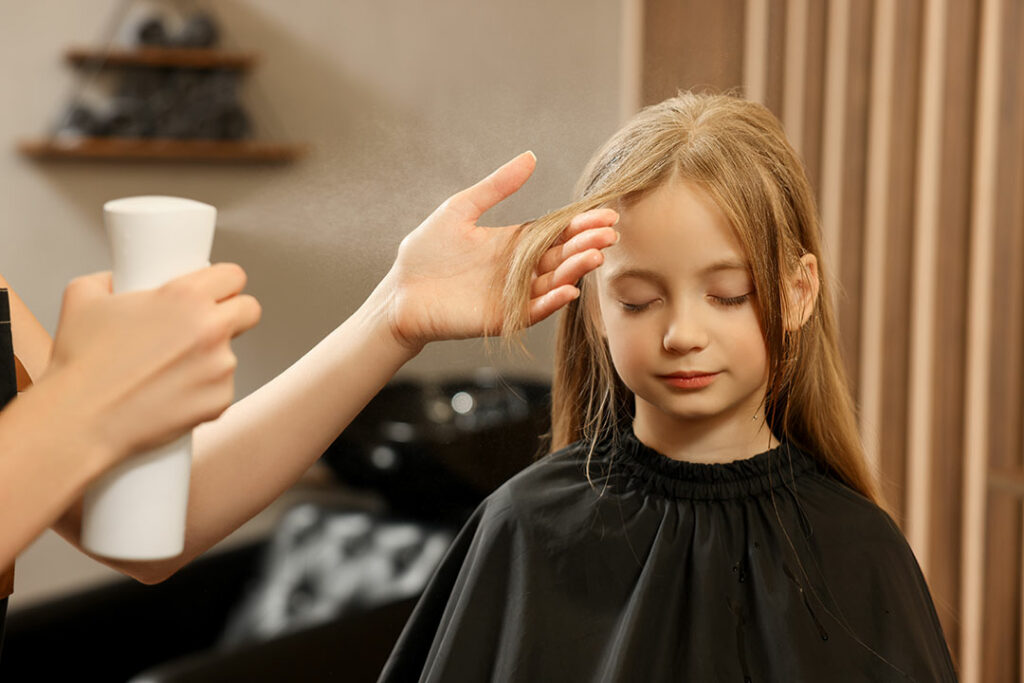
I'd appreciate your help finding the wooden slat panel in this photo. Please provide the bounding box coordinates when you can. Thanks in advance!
[799,0,828,197]
[981,0,1024,678]
[641,0,747,104]
[619,0,644,122]
[762,0,787,119]
[961,0,1005,675]
[782,0,808,153]
[743,0,770,104]
[859,0,898,479]
[928,0,979,649]
[906,0,948,586]
[819,0,850,322]
[878,0,925,527]
[1014,4,1024,680]
[833,0,872,401]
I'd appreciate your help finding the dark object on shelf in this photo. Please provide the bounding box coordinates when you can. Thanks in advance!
[321,373,551,523]
[58,65,249,142]
[178,12,220,48]
[58,104,100,137]
[137,17,170,46]
[20,4,302,164]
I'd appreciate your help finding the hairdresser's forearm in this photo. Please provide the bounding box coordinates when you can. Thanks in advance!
[0,370,113,569]
[89,286,417,583]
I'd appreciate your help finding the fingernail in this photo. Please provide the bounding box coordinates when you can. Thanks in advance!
[613,230,621,243]
[525,150,537,162]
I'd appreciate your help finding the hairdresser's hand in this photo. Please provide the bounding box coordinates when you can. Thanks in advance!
[377,151,619,351]
[41,265,262,464]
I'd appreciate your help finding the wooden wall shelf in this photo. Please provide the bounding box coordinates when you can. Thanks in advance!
[66,47,257,70]
[19,137,305,163]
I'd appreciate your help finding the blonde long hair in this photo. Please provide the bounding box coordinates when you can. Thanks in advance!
[501,92,882,507]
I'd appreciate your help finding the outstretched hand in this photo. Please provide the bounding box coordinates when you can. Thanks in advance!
[376,152,619,351]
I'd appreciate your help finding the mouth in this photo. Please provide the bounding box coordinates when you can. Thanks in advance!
[658,371,720,389]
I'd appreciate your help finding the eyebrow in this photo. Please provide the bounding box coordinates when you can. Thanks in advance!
[699,258,750,276]
[607,259,749,284]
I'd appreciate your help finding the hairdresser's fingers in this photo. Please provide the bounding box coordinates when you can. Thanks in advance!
[215,293,263,340]
[61,271,114,307]
[164,263,248,303]
[527,284,581,325]
[536,224,618,276]
[531,248,605,298]
[551,208,620,247]
[445,151,537,223]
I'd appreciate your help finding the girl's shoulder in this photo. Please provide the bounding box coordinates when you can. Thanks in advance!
[469,440,601,533]
[797,465,922,569]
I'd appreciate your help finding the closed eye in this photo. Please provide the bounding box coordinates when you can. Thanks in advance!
[620,301,654,313]
[711,293,752,307]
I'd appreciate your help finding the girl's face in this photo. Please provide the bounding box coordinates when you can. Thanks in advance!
[594,177,774,452]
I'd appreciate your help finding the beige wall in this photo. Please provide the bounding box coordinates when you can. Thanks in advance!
[1,0,623,606]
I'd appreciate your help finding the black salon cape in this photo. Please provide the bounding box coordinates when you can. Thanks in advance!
[378,431,958,682]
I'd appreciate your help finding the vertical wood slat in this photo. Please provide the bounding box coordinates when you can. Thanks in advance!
[743,0,770,104]
[818,0,850,313]
[997,3,1024,681]
[858,0,898,479]
[1016,8,1024,679]
[960,0,1003,676]
[834,1,873,401]
[619,0,644,123]
[763,0,788,118]
[877,0,924,526]
[905,0,947,579]
[781,0,807,154]
[930,0,979,648]
[798,0,828,197]
[641,0,746,105]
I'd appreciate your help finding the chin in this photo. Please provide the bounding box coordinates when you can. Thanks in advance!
[641,397,724,422]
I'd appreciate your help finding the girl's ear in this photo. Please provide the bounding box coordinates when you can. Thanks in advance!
[784,253,820,331]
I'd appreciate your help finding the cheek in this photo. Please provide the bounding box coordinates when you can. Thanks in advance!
[727,311,770,375]
[601,316,655,380]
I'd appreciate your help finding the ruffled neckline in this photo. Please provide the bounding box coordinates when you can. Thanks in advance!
[607,427,819,500]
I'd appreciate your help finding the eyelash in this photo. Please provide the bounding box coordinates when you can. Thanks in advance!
[715,293,751,307]
[620,293,751,313]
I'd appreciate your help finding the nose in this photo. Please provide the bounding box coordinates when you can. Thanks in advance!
[662,303,709,354]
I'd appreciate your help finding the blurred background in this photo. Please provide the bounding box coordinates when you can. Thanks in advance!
[1,0,1021,681]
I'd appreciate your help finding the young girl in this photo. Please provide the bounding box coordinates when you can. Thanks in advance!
[379,94,958,681]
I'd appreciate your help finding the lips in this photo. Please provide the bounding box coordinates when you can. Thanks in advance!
[658,371,720,389]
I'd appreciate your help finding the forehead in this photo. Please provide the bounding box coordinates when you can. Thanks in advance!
[601,178,749,283]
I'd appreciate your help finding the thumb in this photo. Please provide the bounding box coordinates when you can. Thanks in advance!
[446,151,537,223]
[61,271,114,311]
